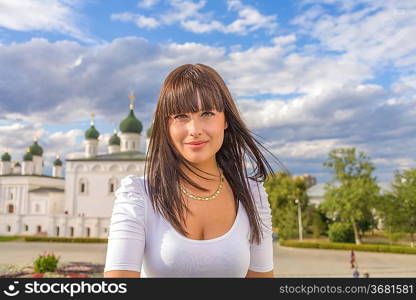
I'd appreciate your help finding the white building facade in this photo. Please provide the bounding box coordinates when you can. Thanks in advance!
[0,96,149,238]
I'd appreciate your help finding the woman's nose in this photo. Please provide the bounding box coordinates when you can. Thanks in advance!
[188,118,202,136]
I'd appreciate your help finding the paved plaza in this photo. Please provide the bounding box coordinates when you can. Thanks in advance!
[1,241,416,277]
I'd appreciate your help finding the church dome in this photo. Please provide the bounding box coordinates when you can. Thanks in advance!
[146,124,153,138]
[85,121,100,140]
[119,110,142,134]
[53,157,63,166]
[1,152,11,161]
[29,140,43,156]
[109,130,121,145]
[23,151,33,161]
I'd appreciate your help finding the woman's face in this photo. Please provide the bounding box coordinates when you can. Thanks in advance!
[168,95,228,167]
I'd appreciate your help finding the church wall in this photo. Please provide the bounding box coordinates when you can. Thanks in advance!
[1,156,144,238]
[48,192,65,214]
[63,161,79,215]
[69,161,145,218]
[0,214,110,238]
[0,176,65,236]
[0,214,48,236]
[28,193,48,215]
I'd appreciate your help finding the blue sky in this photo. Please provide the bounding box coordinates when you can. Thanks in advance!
[0,0,415,184]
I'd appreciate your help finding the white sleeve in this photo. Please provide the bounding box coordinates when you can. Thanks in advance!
[248,179,274,272]
[104,175,146,273]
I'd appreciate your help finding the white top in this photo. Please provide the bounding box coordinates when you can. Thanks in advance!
[104,175,274,277]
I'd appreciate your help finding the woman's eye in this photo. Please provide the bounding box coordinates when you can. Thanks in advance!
[174,114,188,119]
[202,111,215,117]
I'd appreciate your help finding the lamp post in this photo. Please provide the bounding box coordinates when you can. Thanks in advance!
[295,198,303,241]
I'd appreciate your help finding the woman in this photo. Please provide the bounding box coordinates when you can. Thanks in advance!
[104,63,277,278]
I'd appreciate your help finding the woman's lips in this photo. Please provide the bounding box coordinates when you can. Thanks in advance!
[186,141,207,150]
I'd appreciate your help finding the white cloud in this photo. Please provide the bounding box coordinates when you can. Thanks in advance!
[224,0,277,34]
[111,13,160,29]
[181,20,224,33]
[273,138,351,159]
[294,0,416,72]
[0,121,46,160]
[135,15,160,28]
[162,0,207,24]
[137,0,160,9]
[216,41,371,97]
[0,0,96,43]
[112,0,278,35]
[45,129,83,158]
[236,83,386,129]
[272,35,296,45]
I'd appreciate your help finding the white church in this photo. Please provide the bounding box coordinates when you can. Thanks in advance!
[0,95,151,238]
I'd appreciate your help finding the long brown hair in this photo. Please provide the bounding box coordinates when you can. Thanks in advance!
[145,63,283,244]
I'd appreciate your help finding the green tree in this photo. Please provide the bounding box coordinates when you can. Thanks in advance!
[375,193,403,244]
[321,148,379,244]
[386,169,416,247]
[304,205,328,238]
[264,171,309,240]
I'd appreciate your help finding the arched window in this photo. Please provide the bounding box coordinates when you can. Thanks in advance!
[86,227,91,238]
[6,225,11,232]
[7,204,14,214]
[36,225,42,233]
[79,178,88,195]
[132,141,135,149]
[108,177,119,194]
[126,164,136,172]
[25,225,29,231]
[70,226,74,237]
[56,226,60,237]
[92,164,102,172]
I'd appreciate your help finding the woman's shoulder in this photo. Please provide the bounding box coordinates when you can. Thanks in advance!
[116,175,148,199]
[246,177,268,206]
[119,174,145,187]
[246,177,265,192]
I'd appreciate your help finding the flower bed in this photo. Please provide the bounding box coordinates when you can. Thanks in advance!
[0,262,104,278]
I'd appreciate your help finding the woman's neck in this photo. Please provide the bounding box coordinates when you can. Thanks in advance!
[180,160,222,189]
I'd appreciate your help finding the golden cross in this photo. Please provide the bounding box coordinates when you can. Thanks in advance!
[129,91,136,110]
[90,113,96,126]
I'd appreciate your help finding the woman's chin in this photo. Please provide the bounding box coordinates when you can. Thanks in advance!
[183,155,211,166]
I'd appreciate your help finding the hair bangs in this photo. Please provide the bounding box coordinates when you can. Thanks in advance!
[162,68,225,118]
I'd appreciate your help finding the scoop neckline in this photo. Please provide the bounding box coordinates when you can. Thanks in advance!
[167,200,241,244]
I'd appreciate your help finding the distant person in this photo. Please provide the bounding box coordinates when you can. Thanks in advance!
[363,270,369,278]
[350,250,356,268]
[103,64,280,278]
[353,267,360,278]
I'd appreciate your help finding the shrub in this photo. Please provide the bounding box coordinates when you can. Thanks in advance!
[279,240,416,254]
[328,222,355,243]
[0,236,21,242]
[24,237,108,243]
[385,231,405,243]
[33,252,60,273]
[311,213,326,238]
